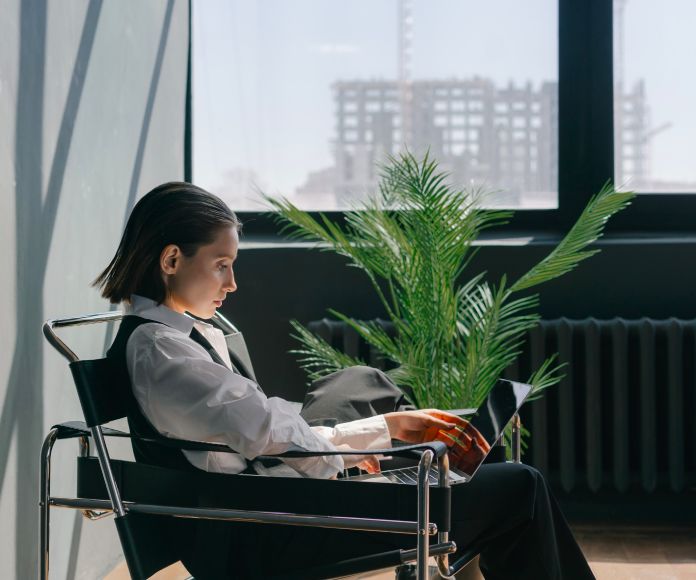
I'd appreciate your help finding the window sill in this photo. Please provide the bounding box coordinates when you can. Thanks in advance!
[238,231,696,251]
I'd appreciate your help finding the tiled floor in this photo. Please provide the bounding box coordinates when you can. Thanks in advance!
[105,525,696,579]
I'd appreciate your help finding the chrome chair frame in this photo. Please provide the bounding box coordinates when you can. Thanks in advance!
[41,310,524,580]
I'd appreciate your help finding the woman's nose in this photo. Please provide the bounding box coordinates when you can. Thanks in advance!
[224,271,237,293]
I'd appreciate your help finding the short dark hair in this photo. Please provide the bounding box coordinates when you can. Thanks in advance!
[94,182,241,304]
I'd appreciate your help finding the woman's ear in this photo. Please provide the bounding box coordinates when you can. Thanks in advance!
[160,244,182,275]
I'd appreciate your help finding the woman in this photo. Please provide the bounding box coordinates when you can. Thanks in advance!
[94,182,594,579]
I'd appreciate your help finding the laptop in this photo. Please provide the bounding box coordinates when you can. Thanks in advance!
[344,379,532,486]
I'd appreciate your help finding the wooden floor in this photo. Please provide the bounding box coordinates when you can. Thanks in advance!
[105,525,696,579]
[573,525,696,580]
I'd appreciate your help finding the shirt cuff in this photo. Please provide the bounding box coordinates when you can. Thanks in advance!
[320,414,392,452]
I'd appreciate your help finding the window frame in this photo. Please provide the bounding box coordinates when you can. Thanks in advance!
[185,0,696,237]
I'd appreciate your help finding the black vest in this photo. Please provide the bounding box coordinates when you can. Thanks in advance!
[107,315,235,472]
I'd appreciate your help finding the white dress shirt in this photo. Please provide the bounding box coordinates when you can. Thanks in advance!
[123,295,392,479]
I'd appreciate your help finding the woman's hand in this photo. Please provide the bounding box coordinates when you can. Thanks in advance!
[354,455,382,474]
[335,444,383,474]
[329,454,380,479]
[384,410,458,443]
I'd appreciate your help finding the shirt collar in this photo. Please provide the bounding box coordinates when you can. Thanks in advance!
[126,295,195,335]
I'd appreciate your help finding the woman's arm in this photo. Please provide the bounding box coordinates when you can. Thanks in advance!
[128,326,344,478]
[310,409,457,472]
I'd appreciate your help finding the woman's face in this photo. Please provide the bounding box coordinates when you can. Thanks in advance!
[161,226,239,319]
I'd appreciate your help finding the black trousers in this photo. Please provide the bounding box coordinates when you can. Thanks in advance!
[188,366,595,580]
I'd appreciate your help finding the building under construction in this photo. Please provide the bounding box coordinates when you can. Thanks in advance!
[333,77,558,207]
[296,77,649,208]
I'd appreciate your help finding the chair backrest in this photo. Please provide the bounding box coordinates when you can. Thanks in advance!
[69,357,133,427]
[43,309,254,579]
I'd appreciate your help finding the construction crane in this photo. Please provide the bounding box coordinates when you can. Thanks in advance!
[398,0,414,150]
[614,0,628,94]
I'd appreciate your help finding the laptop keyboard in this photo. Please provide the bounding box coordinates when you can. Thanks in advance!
[380,466,440,485]
[344,464,471,485]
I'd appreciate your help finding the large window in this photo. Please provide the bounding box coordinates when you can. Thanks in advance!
[193,0,558,211]
[614,0,696,193]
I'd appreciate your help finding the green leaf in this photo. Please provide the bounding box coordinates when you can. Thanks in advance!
[510,183,635,293]
[289,320,365,382]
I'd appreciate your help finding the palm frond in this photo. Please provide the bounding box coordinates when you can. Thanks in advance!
[510,183,635,293]
[526,354,567,400]
[327,310,402,363]
[289,320,365,382]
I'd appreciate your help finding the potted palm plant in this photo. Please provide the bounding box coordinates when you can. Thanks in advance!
[265,152,633,412]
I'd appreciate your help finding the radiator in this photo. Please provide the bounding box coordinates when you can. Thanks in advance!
[308,318,696,494]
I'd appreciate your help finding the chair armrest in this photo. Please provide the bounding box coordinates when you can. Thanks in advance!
[52,421,449,460]
[52,421,131,440]
[53,421,247,452]
[266,441,449,461]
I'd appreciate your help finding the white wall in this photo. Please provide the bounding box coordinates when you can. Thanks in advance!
[0,1,189,577]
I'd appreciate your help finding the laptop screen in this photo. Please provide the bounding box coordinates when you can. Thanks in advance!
[449,379,532,479]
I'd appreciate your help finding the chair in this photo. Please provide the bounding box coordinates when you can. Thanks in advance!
[40,310,521,579]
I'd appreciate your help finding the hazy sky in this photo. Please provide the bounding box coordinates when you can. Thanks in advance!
[192,0,696,203]
[621,0,696,186]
